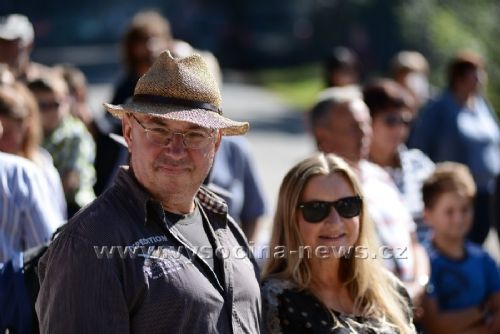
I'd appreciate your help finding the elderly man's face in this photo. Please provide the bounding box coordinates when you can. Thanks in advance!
[123,113,221,206]
[314,100,372,163]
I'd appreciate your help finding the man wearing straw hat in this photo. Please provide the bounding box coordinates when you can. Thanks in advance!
[36,51,262,333]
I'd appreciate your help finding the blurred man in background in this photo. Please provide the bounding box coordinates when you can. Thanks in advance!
[0,14,49,82]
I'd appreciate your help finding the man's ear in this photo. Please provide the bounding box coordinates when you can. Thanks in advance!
[122,115,133,152]
[313,126,328,151]
[214,130,222,152]
[423,208,432,226]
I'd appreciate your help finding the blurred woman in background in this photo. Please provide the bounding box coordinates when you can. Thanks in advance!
[364,78,434,241]
[0,79,66,218]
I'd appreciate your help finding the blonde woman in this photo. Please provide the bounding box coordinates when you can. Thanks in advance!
[0,82,66,218]
[262,153,416,333]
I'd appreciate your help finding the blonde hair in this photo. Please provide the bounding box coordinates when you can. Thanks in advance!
[262,153,413,333]
[0,83,41,161]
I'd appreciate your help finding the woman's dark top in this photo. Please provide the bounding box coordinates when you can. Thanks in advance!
[261,278,415,334]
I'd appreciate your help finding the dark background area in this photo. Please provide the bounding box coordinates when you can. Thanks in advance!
[0,1,401,73]
[2,0,500,112]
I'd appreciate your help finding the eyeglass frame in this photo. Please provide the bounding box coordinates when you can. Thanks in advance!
[129,113,216,149]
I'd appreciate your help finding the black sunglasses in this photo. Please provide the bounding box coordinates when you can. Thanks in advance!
[298,196,362,223]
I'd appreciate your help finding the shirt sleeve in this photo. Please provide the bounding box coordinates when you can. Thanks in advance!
[36,233,129,334]
[239,141,267,225]
[59,132,95,175]
[21,165,64,250]
[425,256,439,299]
[56,124,96,207]
[484,253,500,295]
[408,101,440,160]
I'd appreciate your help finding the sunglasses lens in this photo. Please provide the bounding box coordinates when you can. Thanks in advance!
[334,197,362,218]
[300,202,330,223]
[299,197,362,223]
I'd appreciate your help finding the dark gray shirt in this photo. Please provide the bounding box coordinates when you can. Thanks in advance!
[165,206,222,282]
[35,167,262,334]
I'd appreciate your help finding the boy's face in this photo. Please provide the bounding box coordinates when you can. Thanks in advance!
[425,191,473,242]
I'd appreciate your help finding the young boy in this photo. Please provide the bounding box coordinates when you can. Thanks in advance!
[421,162,500,333]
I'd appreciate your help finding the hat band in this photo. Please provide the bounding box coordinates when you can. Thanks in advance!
[133,94,222,115]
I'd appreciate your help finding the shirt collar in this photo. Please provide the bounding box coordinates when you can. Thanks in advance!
[114,166,228,225]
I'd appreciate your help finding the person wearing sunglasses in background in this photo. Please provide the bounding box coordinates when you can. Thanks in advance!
[308,87,430,322]
[363,79,435,242]
[261,153,416,334]
[27,72,96,218]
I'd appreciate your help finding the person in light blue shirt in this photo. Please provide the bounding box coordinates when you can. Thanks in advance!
[410,50,500,244]
[0,118,63,263]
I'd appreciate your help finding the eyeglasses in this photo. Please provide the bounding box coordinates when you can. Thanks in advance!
[131,114,215,149]
[382,114,413,127]
[298,196,362,223]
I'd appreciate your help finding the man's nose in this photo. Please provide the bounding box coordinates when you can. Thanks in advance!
[166,133,187,155]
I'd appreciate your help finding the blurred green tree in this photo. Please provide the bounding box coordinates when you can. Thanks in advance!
[396,0,500,114]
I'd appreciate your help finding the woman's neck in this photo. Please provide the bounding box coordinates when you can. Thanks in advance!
[309,260,356,315]
[309,258,342,290]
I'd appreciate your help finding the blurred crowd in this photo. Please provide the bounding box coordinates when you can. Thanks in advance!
[0,10,499,334]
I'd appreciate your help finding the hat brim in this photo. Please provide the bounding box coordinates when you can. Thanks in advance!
[104,101,249,136]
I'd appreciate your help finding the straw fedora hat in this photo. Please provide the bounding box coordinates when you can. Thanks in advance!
[104,50,248,135]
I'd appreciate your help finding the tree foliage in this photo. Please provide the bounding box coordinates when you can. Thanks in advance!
[396,0,500,114]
